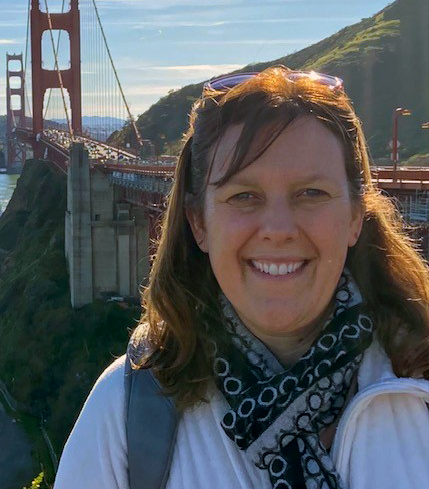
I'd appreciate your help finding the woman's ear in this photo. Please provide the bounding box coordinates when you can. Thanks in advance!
[348,205,365,247]
[186,208,208,253]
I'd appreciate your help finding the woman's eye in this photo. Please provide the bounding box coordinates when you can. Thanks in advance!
[300,188,328,198]
[228,192,255,202]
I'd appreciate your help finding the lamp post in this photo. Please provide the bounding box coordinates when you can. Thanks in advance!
[423,123,429,160]
[392,107,411,176]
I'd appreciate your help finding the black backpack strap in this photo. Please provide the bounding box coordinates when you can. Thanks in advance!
[124,353,179,489]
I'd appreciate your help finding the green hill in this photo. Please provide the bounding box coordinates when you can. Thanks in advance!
[0,161,139,485]
[113,0,429,160]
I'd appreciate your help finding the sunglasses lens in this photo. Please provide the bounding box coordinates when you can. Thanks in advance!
[205,73,258,91]
[287,71,343,89]
[203,70,343,93]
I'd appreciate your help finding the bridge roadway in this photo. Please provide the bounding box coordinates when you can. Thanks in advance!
[12,126,429,194]
[42,129,429,191]
[42,128,176,171]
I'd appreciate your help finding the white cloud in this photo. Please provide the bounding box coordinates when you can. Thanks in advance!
[97,0,303,6]
[148,64,242,74]
[0,8,28,14]
[129,17,358,28]
[112,58,243,72]
[0,22,26,27]
[0,39,21,45]
[168,39,317,46]
[124,85,181,96]
[97,0,238,9]
[82,85,180,97]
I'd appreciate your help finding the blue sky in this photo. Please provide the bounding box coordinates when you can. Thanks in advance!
[0,0,391,118]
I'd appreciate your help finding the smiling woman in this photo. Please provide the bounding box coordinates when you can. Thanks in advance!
[55,66,429,489]
[187,116,363,365]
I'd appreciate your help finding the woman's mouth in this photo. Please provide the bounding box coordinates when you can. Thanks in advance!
[249,259,308,277]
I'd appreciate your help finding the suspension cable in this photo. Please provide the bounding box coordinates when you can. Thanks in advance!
[90,0,143,147]
[43,0,74,138]
[43,0,66,119]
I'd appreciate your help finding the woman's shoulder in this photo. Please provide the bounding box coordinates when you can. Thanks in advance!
[359,338,429,392]
[91,354,127,397]
[55,355,128,489]
[333,340,429,489]
[73,354,127,421]
[72,353,127,433]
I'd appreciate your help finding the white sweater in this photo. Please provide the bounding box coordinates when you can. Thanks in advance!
[55,341,429,489]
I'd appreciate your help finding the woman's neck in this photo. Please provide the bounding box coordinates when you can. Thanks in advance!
[251,302,334,367]
[260,324,323,367]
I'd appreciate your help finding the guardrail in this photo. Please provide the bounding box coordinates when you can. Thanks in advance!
[400,195,429,223]
[14,129,429,189]
[371,166,429,189]
[109,170,172,195]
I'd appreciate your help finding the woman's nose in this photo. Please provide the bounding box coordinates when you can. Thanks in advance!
[257,200,300,243]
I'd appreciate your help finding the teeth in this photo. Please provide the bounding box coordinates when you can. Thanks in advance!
[251,260,304,276]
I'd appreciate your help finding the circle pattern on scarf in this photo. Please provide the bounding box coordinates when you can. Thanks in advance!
[214,357,229,376]
[273,480,292,489]
[270,455,287,477]
[258,387,278,406]
[308,393,323,410]
[224,377,241,394]
[238,398,256,418]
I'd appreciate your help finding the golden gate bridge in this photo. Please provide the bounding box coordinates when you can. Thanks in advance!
[4,0,429,307]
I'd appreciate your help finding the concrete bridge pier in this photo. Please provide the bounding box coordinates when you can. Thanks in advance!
[65,143,151,308]
[65,143,93,308]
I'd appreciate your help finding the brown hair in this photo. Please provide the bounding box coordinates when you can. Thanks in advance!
[130,66,429,409]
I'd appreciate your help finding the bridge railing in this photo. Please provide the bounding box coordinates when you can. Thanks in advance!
[371,166,429,183]
[41,129,178,169]
[399,194,429,223]
[109,170,172,195]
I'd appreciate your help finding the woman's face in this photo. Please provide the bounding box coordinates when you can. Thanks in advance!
[188,115,363,342]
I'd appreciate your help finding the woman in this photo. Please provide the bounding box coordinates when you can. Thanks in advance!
[55,66,429,489]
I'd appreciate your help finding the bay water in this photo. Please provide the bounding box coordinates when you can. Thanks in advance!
[0,173,19,215]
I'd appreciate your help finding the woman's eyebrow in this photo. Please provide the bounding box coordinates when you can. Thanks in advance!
[211,172,334,188]
[294,173,334,185]
[209,174,257,188]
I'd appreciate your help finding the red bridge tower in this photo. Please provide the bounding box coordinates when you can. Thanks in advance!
[6,53,26,173]
[31,0,82,141]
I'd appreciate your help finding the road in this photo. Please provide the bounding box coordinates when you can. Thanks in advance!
[0,402,36,489]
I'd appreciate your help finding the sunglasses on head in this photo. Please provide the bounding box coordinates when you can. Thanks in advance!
[203,69,344,92]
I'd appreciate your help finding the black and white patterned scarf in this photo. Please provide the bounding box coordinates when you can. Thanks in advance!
[209,270,373,489]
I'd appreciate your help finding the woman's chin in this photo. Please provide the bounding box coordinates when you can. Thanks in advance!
[239,301,329,342]
[244,310,309,338]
